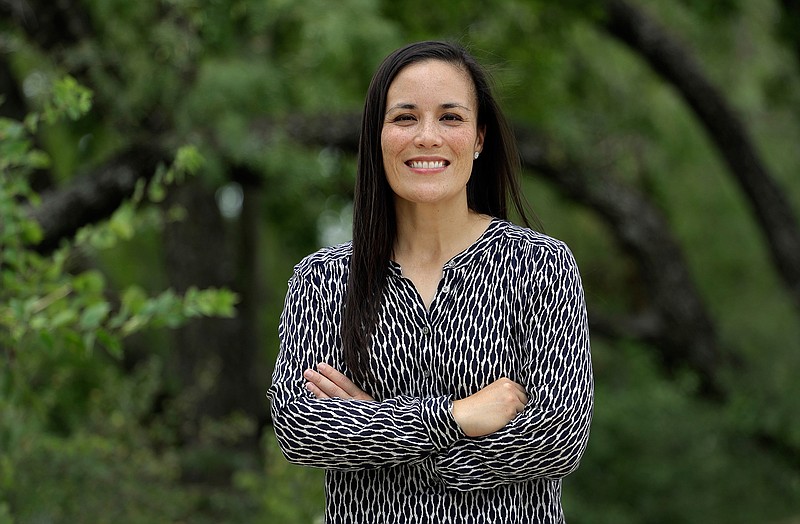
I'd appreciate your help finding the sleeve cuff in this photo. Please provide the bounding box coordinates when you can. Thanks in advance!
[420,395,464,451]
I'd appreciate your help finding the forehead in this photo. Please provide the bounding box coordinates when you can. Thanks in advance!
[386,60,476,105]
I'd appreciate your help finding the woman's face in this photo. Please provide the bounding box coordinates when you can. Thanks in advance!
[381,60,484,212]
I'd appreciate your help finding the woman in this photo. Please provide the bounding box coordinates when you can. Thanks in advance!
[268,41,593,523]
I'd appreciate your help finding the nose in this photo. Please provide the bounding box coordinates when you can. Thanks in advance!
[413,118,441,148]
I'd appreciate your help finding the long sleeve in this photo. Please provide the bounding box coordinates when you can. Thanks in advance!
[268,267,463,471]
[433,242,594,490]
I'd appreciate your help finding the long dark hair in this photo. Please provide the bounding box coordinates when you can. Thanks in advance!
[341,40,533,385]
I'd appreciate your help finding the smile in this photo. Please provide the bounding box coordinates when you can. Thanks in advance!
[406,160,448,169]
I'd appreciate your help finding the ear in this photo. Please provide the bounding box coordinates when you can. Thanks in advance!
[475,125,486,154]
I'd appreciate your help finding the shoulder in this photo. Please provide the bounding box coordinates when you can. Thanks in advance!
[493,219,573,261]
[490,220,581,289]
[291,241,352,287]
[492,221,584,301]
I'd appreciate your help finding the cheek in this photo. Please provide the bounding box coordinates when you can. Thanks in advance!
[460,128,480,147]
[381,127,404,156]
[441,127,477,150]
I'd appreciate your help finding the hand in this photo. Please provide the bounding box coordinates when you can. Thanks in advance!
[303,362,374,401]
[451,378,528,437]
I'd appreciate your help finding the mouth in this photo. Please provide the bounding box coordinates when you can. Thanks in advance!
[405,159,449,169]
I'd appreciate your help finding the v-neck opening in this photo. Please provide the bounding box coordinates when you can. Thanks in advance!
[388,217,502,314]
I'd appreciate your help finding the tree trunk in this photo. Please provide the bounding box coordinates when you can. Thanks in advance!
[229,167,268,425]
[163,180,237,419]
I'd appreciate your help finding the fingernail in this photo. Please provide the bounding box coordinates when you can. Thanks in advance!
[318,362,328,370]
[303,369,313,379]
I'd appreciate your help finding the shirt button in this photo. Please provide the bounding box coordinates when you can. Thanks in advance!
[423,370,431,378]
[422,326,430,335]
[441,285,450,294]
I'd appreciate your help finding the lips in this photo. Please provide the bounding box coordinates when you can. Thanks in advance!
[406,159,449,169]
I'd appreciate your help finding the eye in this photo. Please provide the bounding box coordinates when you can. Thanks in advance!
[440,113,464,123]
[391,114,416,123]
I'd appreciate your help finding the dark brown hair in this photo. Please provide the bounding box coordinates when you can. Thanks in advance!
[341,40,533,385]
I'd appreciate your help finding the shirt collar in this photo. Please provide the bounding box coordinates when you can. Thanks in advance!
[444,217,503,270]
[387,217,504,276]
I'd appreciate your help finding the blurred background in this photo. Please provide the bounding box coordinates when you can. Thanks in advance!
[1,0,799,522]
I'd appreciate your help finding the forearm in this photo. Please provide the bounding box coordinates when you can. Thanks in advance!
[434,389,593,489]
[270,268,464,470]
[270,388,462,470]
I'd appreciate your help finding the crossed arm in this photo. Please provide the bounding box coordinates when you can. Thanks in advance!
[304,363,528,438]
[270,242,592,485]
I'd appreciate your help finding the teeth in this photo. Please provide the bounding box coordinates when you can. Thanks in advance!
[409,160,445,169]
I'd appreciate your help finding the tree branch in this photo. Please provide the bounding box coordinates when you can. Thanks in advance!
[778,0,800,68]
[0,56,27,122]
[515,126,725,398]
[587,307,664,341]
[0,0,93,50]
[30,145,165,253]
[251,112,361,152]
[600,0,800,312]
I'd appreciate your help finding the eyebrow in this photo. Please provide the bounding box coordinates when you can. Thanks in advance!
[385,102,472,115]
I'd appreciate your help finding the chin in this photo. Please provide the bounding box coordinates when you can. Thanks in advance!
[396,191,460,207]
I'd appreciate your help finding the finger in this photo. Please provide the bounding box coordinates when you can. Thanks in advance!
[317,362,361,395]
[303,368,349,399]
[317,363,360,396]
[501,378,528,405]
[515,386,529,405]
[305,381,329,399]
[317,363,374,401]
[500,382,527,413]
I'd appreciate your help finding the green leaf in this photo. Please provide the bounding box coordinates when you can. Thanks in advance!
[120,315,147,337]
[45,248,69,281]
[42,75,94,124]
[121,286,148,315]
[79,302,111,330]
[184,287,239,318]
[50,309,78,329]
[25,150,51,170]
[171,145,204,181]
[132,177,147,204]
[148,180,167,203]
[21,220,43,245]
[88,227,118,250]
[29,313,48,331]
[73,271,105,294]
[109,203,136,240]
[23,112,39,133]
[96,329,123,359]
[82,331,96,354]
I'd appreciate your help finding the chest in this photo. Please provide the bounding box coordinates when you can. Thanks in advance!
[365,264,532,400]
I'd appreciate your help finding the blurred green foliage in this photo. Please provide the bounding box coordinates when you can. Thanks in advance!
[1,0,799,522]
[0,77,240,522]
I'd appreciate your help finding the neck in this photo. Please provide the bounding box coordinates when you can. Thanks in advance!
[393,200,490,265]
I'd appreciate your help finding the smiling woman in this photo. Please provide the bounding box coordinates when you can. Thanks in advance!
[267,40,594,524]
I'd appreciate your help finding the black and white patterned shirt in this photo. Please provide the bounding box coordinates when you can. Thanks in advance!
[268,218,594,523]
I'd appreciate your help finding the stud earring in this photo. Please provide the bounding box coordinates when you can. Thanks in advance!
[474,151,480,160]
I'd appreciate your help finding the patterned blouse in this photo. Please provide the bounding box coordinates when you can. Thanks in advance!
[268,218,594,523]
